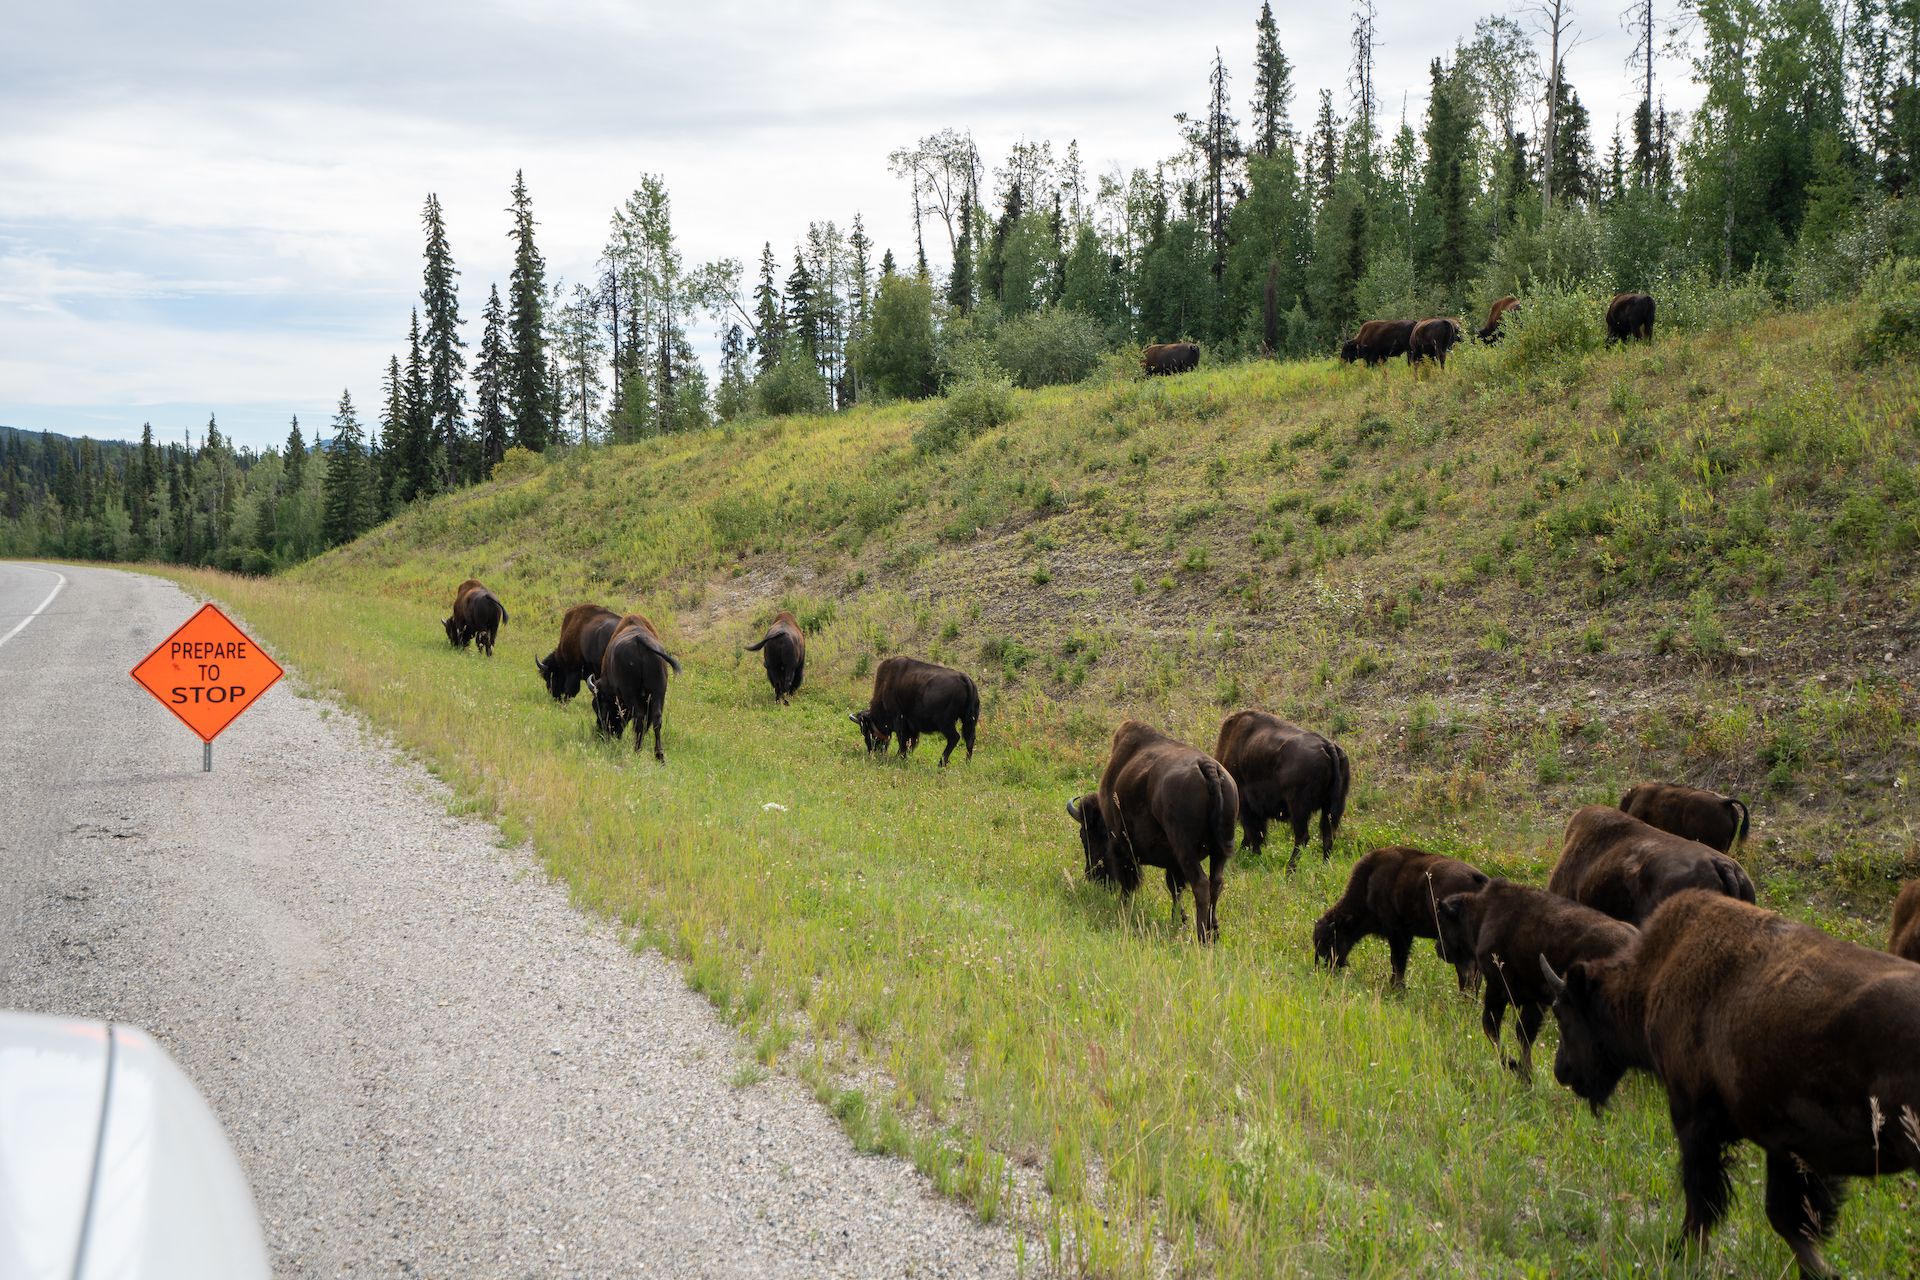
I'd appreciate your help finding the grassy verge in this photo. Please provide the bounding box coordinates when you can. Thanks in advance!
[155,300,1920,1275]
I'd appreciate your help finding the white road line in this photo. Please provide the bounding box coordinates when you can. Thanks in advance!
[0,565,68,649]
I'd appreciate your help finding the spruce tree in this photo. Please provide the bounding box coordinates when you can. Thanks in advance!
[474,284,509,472]
[402,310,435,499]
[1250,1,1294,157]
[1548,68,1597,205]
[283,416,306,490]
[505,170,550,451]
[946,196,975,311]
[784,252,818,357]
[419,193,468,485]
[752,243,784,373]
[379,353,408,506]
[321,390,369,546]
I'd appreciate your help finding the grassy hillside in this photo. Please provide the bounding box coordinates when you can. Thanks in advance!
[178,303,1920,1276]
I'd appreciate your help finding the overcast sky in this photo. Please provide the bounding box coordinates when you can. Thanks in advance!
[0,1,1702,450]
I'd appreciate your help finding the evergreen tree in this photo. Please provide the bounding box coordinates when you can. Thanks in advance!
[715,324,755,420]
[947,195,975,311]
[379,353,408,506]
[752,243,784,372]
[283,416,306,490]
[1250,1,1294,157]
[784,252,819,358]
[321,390,370,546]
[505,170,551,451]
[400,310,434,499]
[419,193,467,485]
[1548,67,1597,205]
[1308,90,1341,208]
[473,284,509,472]
[1414,57,1481,303]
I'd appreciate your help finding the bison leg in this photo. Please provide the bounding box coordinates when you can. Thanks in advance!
[1480,983,1509,1061]
[1163,869,1186,927]
[1188,869,1217,944]
[1284,810,1312,874]
[1671,1095,1736,1251]
[938,724,960,767]
[651,710,665,764]
[1511,1003,1546,1080]
[1386,932,1413,990]
[1319,807,1337,861]
[1763,1149,1841,1280]
[1238,810,1266,858]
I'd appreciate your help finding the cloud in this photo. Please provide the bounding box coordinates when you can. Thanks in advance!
[2,1,1701,448]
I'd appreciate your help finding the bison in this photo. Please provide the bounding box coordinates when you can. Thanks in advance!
[1548,805,1755,925]
[1067,720,1238,943]
[1435,879,1637,1078]
[1891,879,1920,963]
[589,613,681,762]
[1142,342,1201,376]
[1311,846,1488,991]
[1477,296,1519,343]
[1619,781,1750,854]
[1338,319,1416,366]
[745,610,805,704]
[1407,318,1463,367]
[1212,711,1350,872]
[850,656,979,766]
[444,579,509,656]
[536,603,622,701]
[1542,891,1920,1279]
[1605,291,1655,342]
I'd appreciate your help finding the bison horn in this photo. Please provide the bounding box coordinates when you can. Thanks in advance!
[848,711,860,723]
[1538,955,1567,998]
[1065,797,1081,820]
[585,675,598,692]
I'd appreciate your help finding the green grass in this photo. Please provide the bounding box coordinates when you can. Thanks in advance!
[161,301,1920,1277]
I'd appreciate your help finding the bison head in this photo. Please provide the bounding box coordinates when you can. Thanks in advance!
[1540,957,1629,1114]
[1066,793,1110,881]
[443,615,469,647]
[536,652,572,700]
[849,709,891,754]
[1338,340,1360,363]
[1311,908,1355,970]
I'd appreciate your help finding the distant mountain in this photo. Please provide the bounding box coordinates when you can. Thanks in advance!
[0,424,138,454]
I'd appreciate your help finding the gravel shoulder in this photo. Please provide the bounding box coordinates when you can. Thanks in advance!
[0,562,1020,1279]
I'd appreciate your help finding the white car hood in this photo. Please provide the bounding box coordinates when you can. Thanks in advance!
[0,1012,269,1280]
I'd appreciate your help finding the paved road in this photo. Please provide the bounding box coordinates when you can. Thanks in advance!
[0,563,1020,1279]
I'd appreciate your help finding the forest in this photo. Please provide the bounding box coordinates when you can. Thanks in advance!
[4,0,1916,569]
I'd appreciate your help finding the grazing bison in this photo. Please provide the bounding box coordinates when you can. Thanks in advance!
[1435,879,1637,1078]
[1548,805,1755,925]
[443,579,509,656]
[589,614,681,762]
[1212,710,1350,872]
[850,656,979,766]
[745,611,806,704]
[1407,318,1463,367]
[1542,891,1920,1279]
[536,603,622,701]
[1619,781,1751,854]
[1605,291,1656,342]
[1311,846,1488,991]
[1891,880,1920,962]
[1141,342,1201,376]
[1477,296,1519,343]
[1067,720,1238,943]
[1338,319,1416,366]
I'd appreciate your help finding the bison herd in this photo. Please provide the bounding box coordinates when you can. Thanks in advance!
[1337,290,1658,370]
[439,570,1918,1279]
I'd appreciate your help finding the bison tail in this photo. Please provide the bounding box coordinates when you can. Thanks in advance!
[1715,856,1757,904]
[663,651,683,675]
[1729,797,1750,847]
[961,677,980,753]
[499,605,509,625]
[1199,760,1235,863]
[1326,742,1351,834]
[744,636,769,652]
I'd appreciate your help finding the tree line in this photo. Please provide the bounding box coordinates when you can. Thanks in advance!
[5,0,1915,568]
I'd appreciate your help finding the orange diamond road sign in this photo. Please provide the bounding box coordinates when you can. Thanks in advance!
[131,603,284,751]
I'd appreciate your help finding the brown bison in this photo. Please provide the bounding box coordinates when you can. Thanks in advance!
[1338,319,1416,366]
[1619,781,1750,853]
[850,656,979,766]
[1212,711,1350,872]
[745,610,805,704]
[536,603,622,701]
[1141,342,1201,376]
[443,579,509,656]
[1477,296,1519,343]
[1068,720,1238,943]
[1548,805,1755,925]
[1543,891,1920,1279]
[1605,291,1655,342]
[1407,318,1463,367]
[1891,879,1920,962]
[1311,846,1488,991]
[589,614,681,762]
[1435,879,1637,1078]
